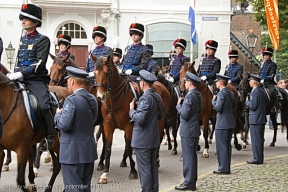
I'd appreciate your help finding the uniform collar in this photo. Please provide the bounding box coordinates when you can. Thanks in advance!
[96,44,104,49]
[132,42,142,48]
[144,88,153,93]
[207,55,215,59]
[74,88,85,93]
[229,62,238,65]
[26,30,38,38]
[263,59,272,64]
[177,54,184,58]
[59,51,68,55]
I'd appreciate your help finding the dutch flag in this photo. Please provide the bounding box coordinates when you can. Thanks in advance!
[189,0,196,45]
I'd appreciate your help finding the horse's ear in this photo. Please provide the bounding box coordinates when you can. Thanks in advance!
[192,61,195,66]
[107,54,111,62]
[91,54,97,63]
[50,53,55,60]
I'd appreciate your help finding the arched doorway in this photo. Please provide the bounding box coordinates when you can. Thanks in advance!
[56,22,88,69]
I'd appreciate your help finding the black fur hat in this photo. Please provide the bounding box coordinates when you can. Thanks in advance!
[19,4,42,27]
[146,44,154,55]
[261,47,273,56]
[57,34,71,47]
[113,48,122,58]
[228,50,238,58]
[173,39,187,50]
[205,40,218,50]
[129,23,144,37]
[92,26,107,42]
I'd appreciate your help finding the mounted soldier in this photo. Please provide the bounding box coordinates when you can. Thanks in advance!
[166,38,189,85]
[259,46,282,112]
[85,25,113,77]
[56,34,75,61]
[197,40,221,86]
[224,50,243,90]
[146,44,159,75]
[113,47,123,74]
[6,3,55,151]
[122,22,149,81]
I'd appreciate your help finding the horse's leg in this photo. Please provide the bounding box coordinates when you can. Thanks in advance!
[233,113,242,151]
[171,115,179,155]
[96,124,103,143]
[202,117,210,158]
[45,149,61,192]
[124,131,138,179]
[16,149,29,192]
[242,109,250,149]
[120,134,128,168]
[269,113,278,147]
[0,149,5,178]
[3,149,11,171]
[208,117,215,144]
[97,128,106,171]
[27,145,37,191]
[166,127,172,150]
[33,143,43,177]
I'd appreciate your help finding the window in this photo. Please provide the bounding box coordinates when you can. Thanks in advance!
[57,23,87,39]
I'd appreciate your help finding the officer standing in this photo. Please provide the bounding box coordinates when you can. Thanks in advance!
[54,66,98,191]
[166,38,189,84]
[175,72,202,191]
[129,70,163,192]
[86,25,113,76]
[146,44,159,75]
[6,3,54,151]
[198,40,221,84]
[56,34,75,60]
[224,50,243,90]
[113,48,123,73]
[212,74,235,174]
[122,23,149,81]
[246,74,267,164]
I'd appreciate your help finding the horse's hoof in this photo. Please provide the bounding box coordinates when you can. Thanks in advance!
[236,144,242,151]
[49,167,53,172]
[168,145,172,150]
[97,164,104,171]
[202,154,209,158]
[171,138,174,142]
[197,145,201,151]
[120,161,127,167]
[162,141,168,145]
[44,156,51,163]
[97,178,108,184]
[2,165,9,171]
[242,143,246,149]
[28,184,37,192]
[34,172,38,177]
[208,140,213,144]
[171,150,177,155]
[128,173,138,180]
[269,142,275,147]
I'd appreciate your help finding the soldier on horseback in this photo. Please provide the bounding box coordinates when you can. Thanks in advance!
[259,47,282,112]
[122,22,149,81]
[197,40,221,86]
[85,25,113,77]
[166,38,189,85]
[146,44,159,75]
[113,47,123,74]
[56,34,75,60]
[224,50,243,90]
[6,3,55,151]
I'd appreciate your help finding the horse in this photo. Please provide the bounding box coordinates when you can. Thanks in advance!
[0,69,68,192]
[239,72,288,147]
[92,55,170,184]
[156,73,180,155]
[179,61,242,158]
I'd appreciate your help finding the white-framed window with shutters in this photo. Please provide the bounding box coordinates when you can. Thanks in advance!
[56,23,87,39]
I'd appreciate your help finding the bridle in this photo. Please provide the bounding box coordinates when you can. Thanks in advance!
[50,56,69,86]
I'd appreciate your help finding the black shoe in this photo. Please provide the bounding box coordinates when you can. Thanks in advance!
[213,170,230,175]
[39,136,54,152]
[175,185,196,191]
[246,160,263,165]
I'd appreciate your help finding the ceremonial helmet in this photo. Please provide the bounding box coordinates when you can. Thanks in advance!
[19,4,42,27]
[92,26,107,42]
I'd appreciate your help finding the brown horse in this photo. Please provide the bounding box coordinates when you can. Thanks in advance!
[179,61,242,158]
[0,69,67,191]
[92,55,170,184]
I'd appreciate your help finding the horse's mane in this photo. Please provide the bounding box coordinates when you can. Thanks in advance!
[157,73,170,88]
[95,56,104,70]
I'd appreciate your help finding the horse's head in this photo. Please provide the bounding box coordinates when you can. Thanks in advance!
[92,54,115,100]
[179,60,197,93]
[49,53,79,86]
[239,71,251,103]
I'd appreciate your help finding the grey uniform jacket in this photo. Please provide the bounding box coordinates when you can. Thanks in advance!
[54,88,98,164]
[129,88,163,149]
[245,86,267,125]
[176,88,202,137]
[212,87,235,129]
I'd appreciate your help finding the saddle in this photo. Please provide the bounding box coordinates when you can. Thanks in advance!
[129,81,142,100]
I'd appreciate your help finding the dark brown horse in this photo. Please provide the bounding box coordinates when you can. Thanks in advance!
[239,72,288,147]
[92,55,170,183]
[157,73,180,155]
[0,69,66,191]
[179,61,242,158]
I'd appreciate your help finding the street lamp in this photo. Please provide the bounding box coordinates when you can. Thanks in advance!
[244,29,258,73]
[5,42,15,70]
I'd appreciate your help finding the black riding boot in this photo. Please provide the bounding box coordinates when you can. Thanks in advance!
[39,112,55,151]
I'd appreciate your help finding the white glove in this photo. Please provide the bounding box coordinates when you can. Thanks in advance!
[6,72,23,80]
[200,76,207,81]
[125,69,133,75]
[88,71,95,77]
[228,80,232,83]
[168,77,174,83]
[117,68,122,74]
[260,79,264,84]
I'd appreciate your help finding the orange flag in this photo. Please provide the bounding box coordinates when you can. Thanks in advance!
[264,0,280,50]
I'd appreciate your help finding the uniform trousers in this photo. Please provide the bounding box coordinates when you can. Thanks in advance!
[61,162,94,192]
[250,124,265,163]
[23,79,50,116]
[181,137,198,187]
[215,129,233,173]
[134,148,159,192]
